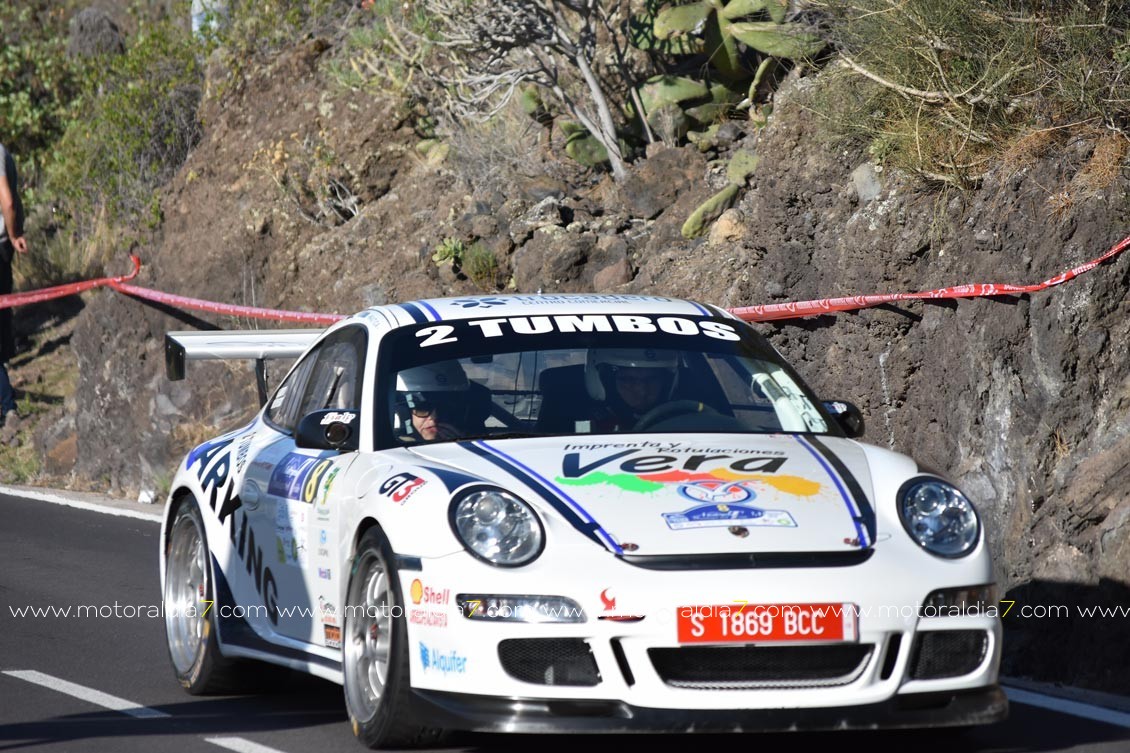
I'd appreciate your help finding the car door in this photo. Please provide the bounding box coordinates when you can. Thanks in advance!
[240,325,366,648]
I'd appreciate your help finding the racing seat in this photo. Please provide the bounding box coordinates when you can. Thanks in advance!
[534,364,597,434]
[464,381,493,434]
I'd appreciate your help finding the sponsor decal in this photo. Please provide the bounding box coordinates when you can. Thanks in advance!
[416,314,739,347]
[316,467,341,521]
[234,433,254,475]
[319,529,328,545]
[450,297,508,309]
[661,503,797,530]
[410,579,450,606]
[678,480,755,504]
[555,447,819,497]
[324,624,342,649]
[409,579,450,628]
[275,503,309,566]
[418,643,467,675]
[190,431,279,625]
[318,567,332,580]
[268,454,334,504]
[319,596,338,625]
[409,609,448,628]
[597,588,645,622]
[447,294,672,308]
[380,472,426,504]
[320,411,356,425]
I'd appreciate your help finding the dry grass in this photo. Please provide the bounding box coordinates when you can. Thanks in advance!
[1071,133,1129,197]
[445,98,573,196]
[1000,129,1062,178]
[813,0,1130,186]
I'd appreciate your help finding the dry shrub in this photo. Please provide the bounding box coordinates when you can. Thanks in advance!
[446,99,572,196]
[1071,133,1129,197]
[815,0,1130,185]
[1000,129,1062,177]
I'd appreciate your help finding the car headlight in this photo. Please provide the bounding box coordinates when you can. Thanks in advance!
[897,478,981,558]
[450,487,544,567]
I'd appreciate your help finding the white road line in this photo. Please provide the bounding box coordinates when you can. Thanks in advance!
[205,737,291,753]
[1006,686,1130,729]
[2,670,170,719]
[0,485,162,523]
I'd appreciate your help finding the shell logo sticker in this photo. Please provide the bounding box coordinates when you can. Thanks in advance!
[410,579,424,605]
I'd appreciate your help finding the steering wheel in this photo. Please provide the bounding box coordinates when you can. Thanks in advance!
[632,400,719,431]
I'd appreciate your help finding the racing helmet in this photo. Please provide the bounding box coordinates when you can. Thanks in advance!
[393,361,470,435]
[584,348,680,403]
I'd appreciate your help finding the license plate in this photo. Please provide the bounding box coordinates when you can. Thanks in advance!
[676,603,857,644]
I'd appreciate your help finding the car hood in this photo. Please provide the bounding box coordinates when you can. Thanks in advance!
[408,434,878,556]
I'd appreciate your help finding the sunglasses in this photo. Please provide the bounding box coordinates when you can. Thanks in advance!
[411,407,437,418]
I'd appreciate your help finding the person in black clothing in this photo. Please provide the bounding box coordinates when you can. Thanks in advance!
[584,348,680,432]
[0,141,28,427]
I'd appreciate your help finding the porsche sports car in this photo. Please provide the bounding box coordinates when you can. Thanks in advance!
[159,293,1006,747]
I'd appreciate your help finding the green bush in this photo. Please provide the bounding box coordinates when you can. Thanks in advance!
[328,0,438,94]
[0,5,94,191]
[201,0,352,65]
[46,21,203,234]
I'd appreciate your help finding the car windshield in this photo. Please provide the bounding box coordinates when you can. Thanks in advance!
[375,315,834,447]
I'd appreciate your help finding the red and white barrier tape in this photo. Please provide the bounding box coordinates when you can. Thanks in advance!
[730,234,1130,323]
[0,254,344,324]
[1,234,1127,326]
[0,254,142,310]
[107,280,344,325]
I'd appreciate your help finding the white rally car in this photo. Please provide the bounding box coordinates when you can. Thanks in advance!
[159,293,1006,747]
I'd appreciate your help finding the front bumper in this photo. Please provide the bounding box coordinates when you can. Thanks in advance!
[408,684,1008,733]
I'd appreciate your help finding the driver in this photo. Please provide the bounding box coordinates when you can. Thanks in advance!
[393,361,471,442]
[584,348,680,432]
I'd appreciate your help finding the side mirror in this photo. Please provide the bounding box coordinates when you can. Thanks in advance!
[823,400,865,439]
[296,409,360,452]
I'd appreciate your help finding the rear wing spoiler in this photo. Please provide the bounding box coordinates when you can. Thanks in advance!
[165,329,322,405]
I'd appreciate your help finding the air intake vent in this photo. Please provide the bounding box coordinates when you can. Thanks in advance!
[649,644,873,689]
[498,638,601,686]
[909,630,988,680]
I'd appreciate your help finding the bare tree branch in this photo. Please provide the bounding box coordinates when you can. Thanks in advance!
[421,0,629,180]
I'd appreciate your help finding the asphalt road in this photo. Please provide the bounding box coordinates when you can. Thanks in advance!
[1,491,1127,753]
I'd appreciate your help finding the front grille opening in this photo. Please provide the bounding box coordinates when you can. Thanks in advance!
[610,638,635,687]
[879,633,903,680]
[499,638,601,686]
[649,644,874,690]
[909,630,988,680]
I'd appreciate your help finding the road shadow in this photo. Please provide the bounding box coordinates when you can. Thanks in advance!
[0,673,346,750]
[1002,578,1130,696]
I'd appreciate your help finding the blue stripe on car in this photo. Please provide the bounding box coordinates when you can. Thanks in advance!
[806,435,877,544]
[399,302,428,323]
[792,435,871,547]
[461,440,623,554]
[417,299,442,321]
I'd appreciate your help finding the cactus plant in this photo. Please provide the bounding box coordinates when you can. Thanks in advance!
[634,0,824,130]
[559,121,611,169]
[682,150,759,239]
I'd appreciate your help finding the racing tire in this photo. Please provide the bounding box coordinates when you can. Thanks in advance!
[344,526,444,749]
[163,495,242,694]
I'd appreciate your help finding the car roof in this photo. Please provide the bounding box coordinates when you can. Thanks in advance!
[351,294,732,328]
